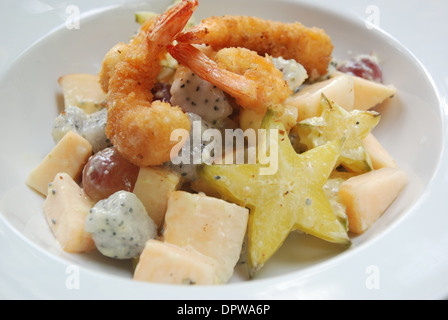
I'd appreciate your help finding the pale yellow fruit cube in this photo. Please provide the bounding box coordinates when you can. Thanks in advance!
[339,167,408,234]
[352,75,397,111]
[44,173,96,253]
[133,239,220,285]
[163,191,249,283]
[58,73,106,114]
[362,134,398,169]
[285,73,355,122]
[132,166,182,230]
[26,131,92,196]
[331,71,397,111]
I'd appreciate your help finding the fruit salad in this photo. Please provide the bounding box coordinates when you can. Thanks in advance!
[26,1,408,286]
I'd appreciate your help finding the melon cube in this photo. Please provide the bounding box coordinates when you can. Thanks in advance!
[132,166,182,230]
[58,73,106,114]
[339,167,408,234]
[352,75,397,111]
[26,131,93,196]
[285,73,354,122]
[43,173,96,253]
[162,191,249,283]
[330,71,397,111]
[362,133,398,169]
[133,239,220,285]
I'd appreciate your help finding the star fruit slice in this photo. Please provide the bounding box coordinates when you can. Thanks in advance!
[199,109,350,276]
[295,94,380,173]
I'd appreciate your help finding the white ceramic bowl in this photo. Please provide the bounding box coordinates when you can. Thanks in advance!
[0,0,446,299]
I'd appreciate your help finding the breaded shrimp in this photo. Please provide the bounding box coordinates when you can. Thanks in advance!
[99,0,198,167]
[176,15,334,79]
[99,15,158,93]
[168,43,291,114]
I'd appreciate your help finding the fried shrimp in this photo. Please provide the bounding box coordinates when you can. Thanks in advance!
[99,0,198,167]
[99,15,158,93]
[168,43,291,114]
[176,15,333,79]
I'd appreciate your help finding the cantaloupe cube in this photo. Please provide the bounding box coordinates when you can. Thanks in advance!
[362,134,398,169]
[132,166,182,230]
[352,76,397,111]
[43,173,96,253]
[339,167,408,234]
[26,131,93,196]
[330,71,397,111]
[133,239,220,285]
[163,191,249,283]
[58,73,106,114]
[285,73,354,122]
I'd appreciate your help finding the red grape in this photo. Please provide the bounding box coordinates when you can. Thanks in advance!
[82,147,140,202]
[337,54,383,83]
[152,83,172,103]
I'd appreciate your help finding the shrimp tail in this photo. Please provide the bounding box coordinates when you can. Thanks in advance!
[168,43,291,114]
[168,43,257,108]
[149,0,199,47]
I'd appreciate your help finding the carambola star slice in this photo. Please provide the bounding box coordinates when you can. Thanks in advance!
[200,109,350,277]
[295,94,380,173]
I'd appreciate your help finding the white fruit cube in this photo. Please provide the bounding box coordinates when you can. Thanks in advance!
[133,239,220,285]
[43,173,96,253]
[339,167,408,234]
[163,191,249,283]
[26,131,93,196]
